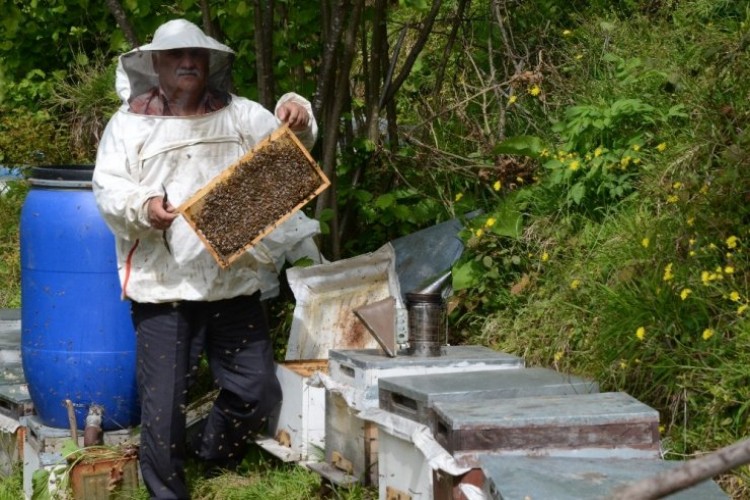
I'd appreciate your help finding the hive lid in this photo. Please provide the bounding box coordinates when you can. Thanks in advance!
[378,367,598,404]
[178,125,330,268]
[284,244,404,361]
[477,456,728,500]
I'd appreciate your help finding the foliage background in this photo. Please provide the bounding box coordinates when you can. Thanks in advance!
[2,0,750,497]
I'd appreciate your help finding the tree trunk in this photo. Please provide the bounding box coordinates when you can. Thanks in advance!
[315,0,365,259]
[380,0,443,108]
[432,0,470,101]
[254,0,276,110]
[104,0,139,47]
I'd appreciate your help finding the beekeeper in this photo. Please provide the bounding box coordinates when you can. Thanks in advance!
[93,18,323,499]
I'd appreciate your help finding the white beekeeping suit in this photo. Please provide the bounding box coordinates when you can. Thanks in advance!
[94,19,323,303]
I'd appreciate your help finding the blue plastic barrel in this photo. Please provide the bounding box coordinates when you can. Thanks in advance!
[21,165,139,430]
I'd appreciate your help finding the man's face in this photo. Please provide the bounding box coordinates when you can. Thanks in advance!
[153,48,210,97]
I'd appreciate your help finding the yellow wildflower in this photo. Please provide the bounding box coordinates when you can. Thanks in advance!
[641,238,650,248]
[508,95,518,105]
[689,250,696,257]
[570,279,581,290]
[540,149,550,158]
[475,228,484,238]
[730,291,741,302]
[700,184,709,195]
[554,351,564,361]
[493,180,502,191]
[619,361,627,369]
[672,182,682,189]
[541,252,550,262]
[666,195,679,203]
[725,266,735,274]
[687,217,695,227]
[702,328,714,340]
[516,176,524,184]
[528,84,541,96]
[726,235,739,249]
[659,425,666,434]
[633,158,641,165]
[632,144,641,152]
[569,160,580,171]
[738,304,749,315]
[621,156,632,167]
[656,142,667,152]
[455,192,464,202]
[485,217,497,227]
[636,327,646,341]
[663,263,674,281]
[594,147,603,157]
[562,29,572,36]
[575,54,583,60]
[680,288,692,300]
[701,271,711,285]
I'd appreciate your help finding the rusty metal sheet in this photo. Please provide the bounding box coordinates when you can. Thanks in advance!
[70,454,139,500]
[285,244,403,361]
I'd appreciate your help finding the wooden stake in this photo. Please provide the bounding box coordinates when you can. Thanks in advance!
[64,399,78,443]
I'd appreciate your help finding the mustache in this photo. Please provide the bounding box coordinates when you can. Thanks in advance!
[176,69,200,77]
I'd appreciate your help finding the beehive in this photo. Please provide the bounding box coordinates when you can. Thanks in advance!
[178,125,329,268]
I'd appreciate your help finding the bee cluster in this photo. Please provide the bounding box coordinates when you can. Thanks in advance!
[182,130,327,266]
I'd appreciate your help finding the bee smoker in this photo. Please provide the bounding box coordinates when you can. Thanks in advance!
[406,292,446,357]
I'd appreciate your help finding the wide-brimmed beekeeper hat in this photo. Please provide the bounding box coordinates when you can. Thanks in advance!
[116,19,235,103]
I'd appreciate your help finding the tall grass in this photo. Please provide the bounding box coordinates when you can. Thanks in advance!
[450,2,750,497]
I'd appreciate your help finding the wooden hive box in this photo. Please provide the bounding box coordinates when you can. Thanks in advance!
[178,125,330,268]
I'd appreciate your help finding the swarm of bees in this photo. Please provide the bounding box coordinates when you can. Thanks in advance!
[179,126,329,268]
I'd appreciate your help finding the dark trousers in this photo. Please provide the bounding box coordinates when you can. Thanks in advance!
[131,294,282,500]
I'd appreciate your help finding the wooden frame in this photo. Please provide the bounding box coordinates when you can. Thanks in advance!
[178,125,330,268]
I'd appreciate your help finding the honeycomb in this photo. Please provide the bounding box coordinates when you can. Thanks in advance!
[179,126,329,268]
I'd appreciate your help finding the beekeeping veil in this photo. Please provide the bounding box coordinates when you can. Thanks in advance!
[116,19,235,104]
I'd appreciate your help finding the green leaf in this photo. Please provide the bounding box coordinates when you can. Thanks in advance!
[32,469,52,500]
[488,200,523,239]
[492,135,544,158]
[569,183,586,205]
[375,193,396,209]
[452,261,479,291]
[60,438,79,457]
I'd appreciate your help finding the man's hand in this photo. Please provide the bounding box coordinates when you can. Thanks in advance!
[147,196,178,230]
[276,102,310,131]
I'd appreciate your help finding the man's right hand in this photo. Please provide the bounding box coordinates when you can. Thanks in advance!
[147,196,178,230]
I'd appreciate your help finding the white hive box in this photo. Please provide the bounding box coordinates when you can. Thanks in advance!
[377,392,662,500]
[259,360,328,462]
[376,367,599,499]
[313,346,523,486]
[257,245,399,463]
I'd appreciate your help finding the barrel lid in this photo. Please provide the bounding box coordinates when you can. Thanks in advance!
[29,165,94,188]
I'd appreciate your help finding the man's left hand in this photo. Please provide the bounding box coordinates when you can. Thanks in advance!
[276,102,310,131]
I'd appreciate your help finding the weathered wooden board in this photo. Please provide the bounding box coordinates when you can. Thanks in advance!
[178,125,329,268]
